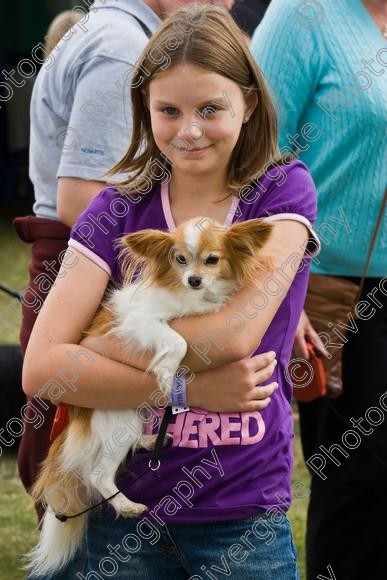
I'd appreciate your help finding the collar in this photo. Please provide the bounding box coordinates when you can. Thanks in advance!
[96,0,161,32]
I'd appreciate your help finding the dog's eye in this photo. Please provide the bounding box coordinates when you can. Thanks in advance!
[176,254,188,265]
[205,255,219,265]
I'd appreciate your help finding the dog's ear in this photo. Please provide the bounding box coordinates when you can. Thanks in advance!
[223,219,273,285]
[224,219,273,258]
[121,229,173,261]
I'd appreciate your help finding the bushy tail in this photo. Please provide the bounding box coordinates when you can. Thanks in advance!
[24,408,96,576]
[24,509,87,577]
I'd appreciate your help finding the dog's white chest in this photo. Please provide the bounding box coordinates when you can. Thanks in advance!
[112,282,232,322]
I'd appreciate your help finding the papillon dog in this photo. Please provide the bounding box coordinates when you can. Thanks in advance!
[26,216,272,576]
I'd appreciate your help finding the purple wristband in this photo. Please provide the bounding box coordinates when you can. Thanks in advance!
[169,374,187,408]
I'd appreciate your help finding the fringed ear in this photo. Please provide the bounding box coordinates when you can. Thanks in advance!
[224,219,273,285]
[119,229,174,284]
[121,229,173,260]
[225,219,273,256]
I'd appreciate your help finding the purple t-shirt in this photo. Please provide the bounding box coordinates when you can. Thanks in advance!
[69,159,319,524]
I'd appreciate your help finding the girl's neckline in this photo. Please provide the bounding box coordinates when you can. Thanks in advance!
[160,182,240,231]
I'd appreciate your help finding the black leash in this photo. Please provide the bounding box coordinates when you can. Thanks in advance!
[0,283,22,300]
[55,407,173,522]
[147,406,173,473]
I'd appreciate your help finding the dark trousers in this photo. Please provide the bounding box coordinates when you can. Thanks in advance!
[298,277,387,580]
[14,215,70,523]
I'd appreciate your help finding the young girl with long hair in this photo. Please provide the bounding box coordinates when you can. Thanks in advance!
[24,4,320,578]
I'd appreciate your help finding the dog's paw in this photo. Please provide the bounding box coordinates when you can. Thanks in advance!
[153,366,174,395]
[136,434,156,451]
[120,503,148,518]
[115,498,148,518]
[137,433,172,451]
[148,339,187,377]
[147,348,169,373]
[163,432,173,446]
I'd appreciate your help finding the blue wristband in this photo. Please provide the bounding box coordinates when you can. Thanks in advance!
[169,374,189,414]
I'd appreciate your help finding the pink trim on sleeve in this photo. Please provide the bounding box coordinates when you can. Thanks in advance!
[68,239,112,275]
[263,213,321,257]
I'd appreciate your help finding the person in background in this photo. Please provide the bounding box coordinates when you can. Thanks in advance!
[43,10,85,54]
[231,0,271,37]
[251,1,387,579]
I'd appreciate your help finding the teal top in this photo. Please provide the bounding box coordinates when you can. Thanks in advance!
[251,0,386,277]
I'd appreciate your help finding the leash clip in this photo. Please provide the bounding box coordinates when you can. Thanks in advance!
[147,406,173,478]
[148,458,161,472]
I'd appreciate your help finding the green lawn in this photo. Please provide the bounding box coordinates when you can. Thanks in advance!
[0,214,31,344]
[0,455,39,579]
[0,214,310,579]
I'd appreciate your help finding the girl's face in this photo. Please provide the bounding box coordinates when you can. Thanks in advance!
[147,63,256,183]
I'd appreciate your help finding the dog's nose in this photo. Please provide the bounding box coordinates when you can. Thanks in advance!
[188,275,202,288]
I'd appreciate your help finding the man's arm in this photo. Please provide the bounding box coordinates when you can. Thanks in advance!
[56,57,135,226]
[57,177,105,227]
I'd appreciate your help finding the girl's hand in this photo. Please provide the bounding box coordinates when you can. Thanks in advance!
[81,337,278,413]
[293,310,328,359]
[187,351,279,413]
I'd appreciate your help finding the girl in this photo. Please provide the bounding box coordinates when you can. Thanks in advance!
[24,5,319,579]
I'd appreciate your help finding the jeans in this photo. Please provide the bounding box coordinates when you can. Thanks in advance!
[32,509,299,579]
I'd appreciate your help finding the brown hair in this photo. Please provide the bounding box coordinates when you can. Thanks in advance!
[110,3,290,200]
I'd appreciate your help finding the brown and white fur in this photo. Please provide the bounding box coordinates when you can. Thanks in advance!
[25,216,272,577]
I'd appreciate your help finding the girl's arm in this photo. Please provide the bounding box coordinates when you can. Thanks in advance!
[84,220,310,373]
[22,248,278,411]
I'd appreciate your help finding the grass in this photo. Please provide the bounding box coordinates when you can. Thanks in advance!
[0,212,310,579]
[0,455,39,579]
[0,211,31,344]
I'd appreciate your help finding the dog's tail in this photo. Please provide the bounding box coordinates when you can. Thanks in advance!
[24,508,87,577]
[24,408,96,577]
